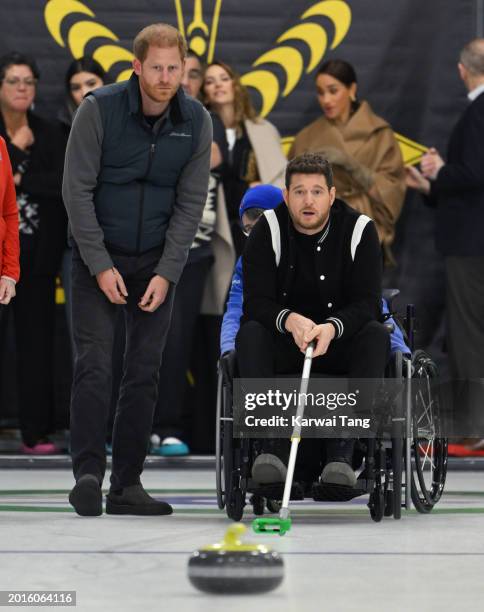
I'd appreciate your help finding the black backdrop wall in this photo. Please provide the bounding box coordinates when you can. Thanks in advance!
[0,0,481,447]
[0,0,478,149]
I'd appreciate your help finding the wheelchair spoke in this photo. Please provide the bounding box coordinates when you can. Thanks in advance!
[419,440,436,473]
[410,350,448,513]
[416,391,434,427]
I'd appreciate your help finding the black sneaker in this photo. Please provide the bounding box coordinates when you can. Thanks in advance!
[69,475,103,517]
[251,453,288,485]
[105,484,173,516]
[320,459,357,487]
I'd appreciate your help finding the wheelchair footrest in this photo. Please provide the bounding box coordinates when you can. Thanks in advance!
[247,481,305,501]
[312,481,371,502]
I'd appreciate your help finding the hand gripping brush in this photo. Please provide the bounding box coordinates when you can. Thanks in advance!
[252,341,315,536]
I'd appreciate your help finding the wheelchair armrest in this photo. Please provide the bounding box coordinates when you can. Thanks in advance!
[219,349,238,384]
[382,288,400,312]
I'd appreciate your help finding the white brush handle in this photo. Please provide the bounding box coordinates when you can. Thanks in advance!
[279,342,315,518]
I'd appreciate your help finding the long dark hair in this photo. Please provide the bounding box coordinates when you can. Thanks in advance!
[63,56,106,120]
[316,59,357,87]
[64,56,106,97]
[316,59,359,112]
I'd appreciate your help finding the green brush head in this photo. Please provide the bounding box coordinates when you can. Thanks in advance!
[252,517,292,536]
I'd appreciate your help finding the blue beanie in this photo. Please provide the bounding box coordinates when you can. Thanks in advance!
[239,184,283,219]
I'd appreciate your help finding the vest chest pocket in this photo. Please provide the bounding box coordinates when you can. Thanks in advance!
[149,132,194,184]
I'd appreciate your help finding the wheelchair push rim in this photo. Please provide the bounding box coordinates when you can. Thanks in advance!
[410,350,448,513]
[215,369,225,510]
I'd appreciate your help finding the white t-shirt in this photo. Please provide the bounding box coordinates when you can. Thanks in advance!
[225,128,237,152]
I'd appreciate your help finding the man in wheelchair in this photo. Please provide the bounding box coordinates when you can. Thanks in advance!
[236,153,390,490]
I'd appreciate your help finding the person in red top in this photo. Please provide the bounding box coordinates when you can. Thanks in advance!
[0,135,19,309]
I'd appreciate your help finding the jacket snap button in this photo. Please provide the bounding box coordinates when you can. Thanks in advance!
[320,275,325,280]
[328,302,332,308]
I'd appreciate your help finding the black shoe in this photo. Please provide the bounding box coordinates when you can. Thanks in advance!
[105,484,173,516]
[251,453,288,485]
[69,475,102,517]
[320,459,357,487]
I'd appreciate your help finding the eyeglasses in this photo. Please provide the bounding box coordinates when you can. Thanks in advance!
[2,77,37,88]
[240,210,265,236]
[240,222,256,237]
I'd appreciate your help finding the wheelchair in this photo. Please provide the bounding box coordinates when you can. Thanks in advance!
[215,290,448,523]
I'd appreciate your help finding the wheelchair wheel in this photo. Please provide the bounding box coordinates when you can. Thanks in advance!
[369,486,385,522]
[384,489,394,517]
[219,367,240,519]
[227,488,245,521]
[391,350,404,520]
[250,494,265,516]
[221,376,235,512]
[266,499,281,514]
[216,352,250,521]
[215,370,225,510]
[410,350,448,513]
[369,444,386,522]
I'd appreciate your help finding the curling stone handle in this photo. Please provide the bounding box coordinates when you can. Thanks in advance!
[223,523,246,547]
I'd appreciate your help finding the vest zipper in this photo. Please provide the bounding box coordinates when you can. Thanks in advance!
[136,141,156,254]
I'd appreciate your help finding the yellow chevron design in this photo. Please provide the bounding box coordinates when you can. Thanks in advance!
[92,45,134,73]
[174,0,223,62]
[282,134,426,165]
[43,0,428,163]
[301,0,351,48]
[254,47,303,96]
[67,21,118,58]
[44,0,94,46]
[44,0,133,81]
[241,0,351,117]
[281,136,295,158]
[239,70,279,117]
[394,133,428,165]
[277,25,328,73]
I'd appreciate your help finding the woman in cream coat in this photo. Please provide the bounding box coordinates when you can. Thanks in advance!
[202,60,287,314]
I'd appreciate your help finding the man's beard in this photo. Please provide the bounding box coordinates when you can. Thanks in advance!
[300,215,324,229]
[295,210,326,231]
[141,79,178,104]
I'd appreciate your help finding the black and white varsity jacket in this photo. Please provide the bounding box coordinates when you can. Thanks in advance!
[241,198,382,342]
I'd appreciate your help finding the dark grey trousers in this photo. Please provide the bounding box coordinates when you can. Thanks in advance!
[445,256,484,431]
[70,247,175,489]
[445,256,484,379]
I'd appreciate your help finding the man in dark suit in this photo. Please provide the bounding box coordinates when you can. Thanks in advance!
[406,39,484,445]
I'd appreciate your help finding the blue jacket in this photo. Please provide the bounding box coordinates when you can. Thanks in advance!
[221,256,244,355]
[220,256,410,355]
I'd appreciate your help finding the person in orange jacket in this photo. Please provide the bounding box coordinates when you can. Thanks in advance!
[0,135,19,309]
